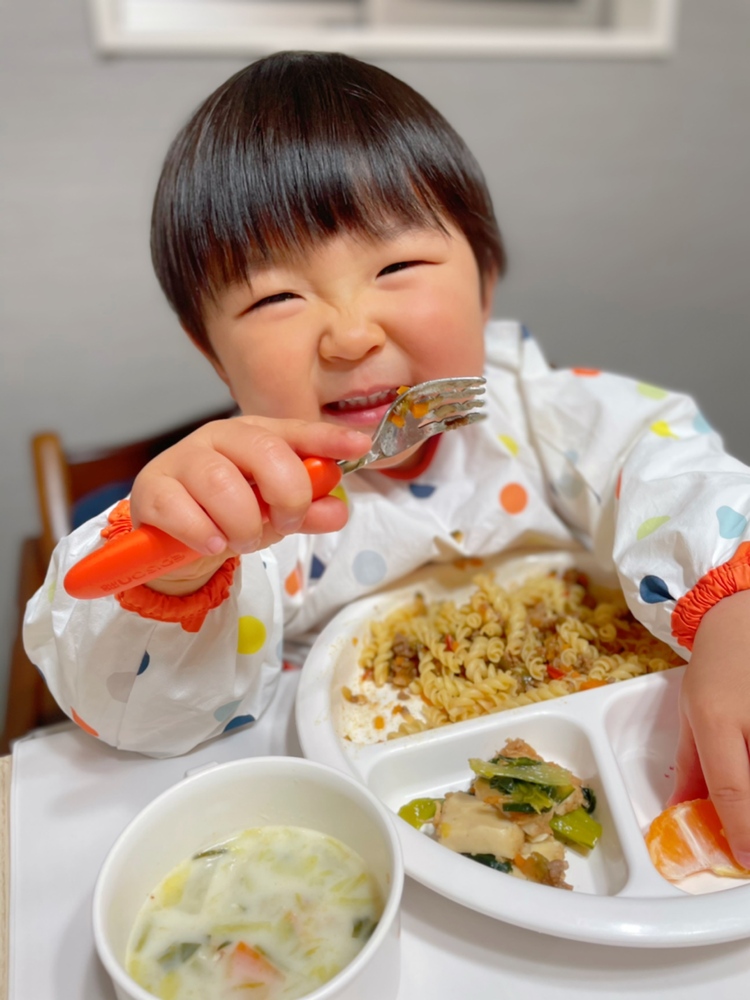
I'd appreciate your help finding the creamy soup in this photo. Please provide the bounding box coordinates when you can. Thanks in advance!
[126,825,383,1000]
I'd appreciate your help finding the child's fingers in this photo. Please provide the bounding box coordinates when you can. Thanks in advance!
[133,419,362,553]
[129,474,231,556]
[211,416,371,463]
[693,721,750,867]
[296,495,351,536]
[198,420,363,537]
[666,716,707,807]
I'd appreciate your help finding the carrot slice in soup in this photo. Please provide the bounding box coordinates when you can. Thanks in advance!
[226,942,284,995]
[645,799,750,881]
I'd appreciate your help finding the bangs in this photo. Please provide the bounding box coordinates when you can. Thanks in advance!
[151,52,505,350]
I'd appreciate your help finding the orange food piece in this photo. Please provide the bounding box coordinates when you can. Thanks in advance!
[227,942,283,992]
[645,798,750,881]
[579,678,607,691]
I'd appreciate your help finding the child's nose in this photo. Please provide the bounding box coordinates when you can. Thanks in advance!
[319,310,386,362]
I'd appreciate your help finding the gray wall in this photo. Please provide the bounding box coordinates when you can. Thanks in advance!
[2,0,749,723]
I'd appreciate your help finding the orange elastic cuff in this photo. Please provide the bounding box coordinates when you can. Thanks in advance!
[671,541,750,651]
[101,500,239,633]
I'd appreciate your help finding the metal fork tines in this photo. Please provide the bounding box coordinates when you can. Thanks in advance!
[339,376,486,473]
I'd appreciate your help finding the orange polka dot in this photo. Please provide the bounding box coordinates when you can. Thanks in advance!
[71,707,99,737]
[284,565,303,596]
[572,367,601,376]
[615,470,623,500]
[500,482,528,514]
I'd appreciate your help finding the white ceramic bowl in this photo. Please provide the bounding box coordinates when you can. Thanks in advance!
[93,756,404,1000]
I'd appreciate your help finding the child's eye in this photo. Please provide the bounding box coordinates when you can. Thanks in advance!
[249,291,297,312]
[377,261,420,277]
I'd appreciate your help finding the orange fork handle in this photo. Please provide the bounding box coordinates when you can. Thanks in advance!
[63,457,342,600]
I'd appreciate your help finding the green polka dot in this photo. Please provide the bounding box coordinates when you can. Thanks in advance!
[237,616,267,655]
[638,383,668,400]
[636,516,671,540]
[47,581,56,602]
[498,434,519,456]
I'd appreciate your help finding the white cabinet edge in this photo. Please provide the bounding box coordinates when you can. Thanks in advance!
[87,0,679,60]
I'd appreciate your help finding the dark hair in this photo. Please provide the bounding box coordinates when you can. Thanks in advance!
[151,51,506,354]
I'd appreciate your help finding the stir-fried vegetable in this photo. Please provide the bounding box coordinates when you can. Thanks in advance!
[550,807,603,851]
[400,739,603,891]
[398,797,438,828]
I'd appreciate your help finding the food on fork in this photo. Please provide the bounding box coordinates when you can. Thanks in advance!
[645,799,750,882]
[398,738,602,890]
[63,376,486,599]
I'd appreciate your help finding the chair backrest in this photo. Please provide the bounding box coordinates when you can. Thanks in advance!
[33,405,237,565]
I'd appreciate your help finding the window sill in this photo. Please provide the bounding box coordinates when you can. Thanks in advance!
[88,0,679,60]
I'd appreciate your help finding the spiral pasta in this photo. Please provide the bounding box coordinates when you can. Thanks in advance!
[356,568,684,738]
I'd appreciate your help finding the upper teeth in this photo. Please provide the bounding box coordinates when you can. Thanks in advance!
[333,390,394,411]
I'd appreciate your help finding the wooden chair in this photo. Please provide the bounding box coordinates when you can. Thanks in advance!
[2,403,237,753]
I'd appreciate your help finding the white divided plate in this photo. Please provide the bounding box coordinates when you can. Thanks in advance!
[295,548,750,948]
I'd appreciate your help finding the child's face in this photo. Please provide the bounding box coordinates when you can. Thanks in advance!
[203,222,494,438]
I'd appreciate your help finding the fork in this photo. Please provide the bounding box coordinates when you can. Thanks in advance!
[63,377,486,599]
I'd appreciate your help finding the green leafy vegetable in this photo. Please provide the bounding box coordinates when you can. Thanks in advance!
[582,786,597,814]
[461,853,512,873]
[157,941,201,969]
[470,756,575,789]
[550,807,602,851]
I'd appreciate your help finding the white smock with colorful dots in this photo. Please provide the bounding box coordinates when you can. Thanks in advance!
[23,321,750,756]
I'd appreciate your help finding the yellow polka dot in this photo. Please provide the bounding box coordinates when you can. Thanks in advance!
[330,485,348,504]
[499,434,519,456]
[237,616,266,655]
[650,421,678,439]
[637,516,671,540]
[47,581,56,603]
[638,382,668,399]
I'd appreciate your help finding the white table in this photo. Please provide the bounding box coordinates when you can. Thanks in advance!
[7,671,750,1000]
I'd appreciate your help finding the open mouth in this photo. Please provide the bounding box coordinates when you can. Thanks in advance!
[323,388,402,415]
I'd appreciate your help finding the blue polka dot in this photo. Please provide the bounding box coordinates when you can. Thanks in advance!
[521,324,532,340]
[352,550,388,586]
[214,699,241,723]
[137,652,150,675]
[693,413,712,435]
[556,472,584,499]
[717,506,748,539]
[310,554,326,580]
[564,449,579,464]
[409,483,436,499]
[639,576,675,604]
[223,714,255,733]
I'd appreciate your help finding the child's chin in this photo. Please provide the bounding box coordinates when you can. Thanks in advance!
[368,443,424,472]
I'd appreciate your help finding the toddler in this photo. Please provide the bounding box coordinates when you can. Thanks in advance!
[24,51,750,867]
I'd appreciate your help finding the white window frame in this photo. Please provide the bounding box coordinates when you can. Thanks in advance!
[88,0,679,59]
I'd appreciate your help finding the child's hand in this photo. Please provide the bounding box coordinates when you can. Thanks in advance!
[668,589,750,868]
[128,416,371,594]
